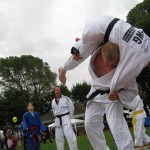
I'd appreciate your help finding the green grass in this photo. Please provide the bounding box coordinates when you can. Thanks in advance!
[17,127,150,150]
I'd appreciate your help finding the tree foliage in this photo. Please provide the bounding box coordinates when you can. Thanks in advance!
[0,55,57,125]
[60,84,71,97]
[127,0,150,36]
[127,0,150,103]
[71,81,91,106]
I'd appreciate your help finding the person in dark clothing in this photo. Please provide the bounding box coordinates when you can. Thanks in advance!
[3,122,14,150]
[45,126,53,143]
[17,123,27,150]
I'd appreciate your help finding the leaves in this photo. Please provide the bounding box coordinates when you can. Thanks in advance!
[0,55,57,125]
[127,0,150,105]
[71,81,91,106]
[127,0,150,36]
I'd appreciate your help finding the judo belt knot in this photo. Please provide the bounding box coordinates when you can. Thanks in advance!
[87,89,110,101]
[55,112,70,126]
[29,126,39,145]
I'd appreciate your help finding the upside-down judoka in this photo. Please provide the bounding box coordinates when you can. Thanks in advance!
[51,85,78,150]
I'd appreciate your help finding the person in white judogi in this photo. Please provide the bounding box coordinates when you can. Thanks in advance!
[51,85,78,150]
[110,91,150,150]
[59,42,138,150]
[58,16,150,150]
[129,95,150,150]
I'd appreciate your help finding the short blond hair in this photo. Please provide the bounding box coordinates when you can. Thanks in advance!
[101,42,120,62]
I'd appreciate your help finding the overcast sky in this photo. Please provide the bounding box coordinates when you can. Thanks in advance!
[0,0,143,89]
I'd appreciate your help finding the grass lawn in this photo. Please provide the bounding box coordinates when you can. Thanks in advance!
[17,127,150,150]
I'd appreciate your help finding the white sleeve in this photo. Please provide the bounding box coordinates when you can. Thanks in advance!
[64,40,97,71]
[117,81,138,108]
[65,97,75,119]
[51,99,55,116]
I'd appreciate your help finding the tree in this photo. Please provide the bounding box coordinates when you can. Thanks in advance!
[60,84,71,97]
[71,81,91,106]
[0,89,27,125]
[0,55,57,125]
[127,0,150,94]
[127,0,150,36]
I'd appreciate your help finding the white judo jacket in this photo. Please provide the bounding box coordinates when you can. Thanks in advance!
[64,15,150,94]
[83,16,150,92]
[52,95,74,127]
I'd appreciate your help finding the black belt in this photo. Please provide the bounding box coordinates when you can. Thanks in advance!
[55,112,70,126]
[87,89,110,101]
[94,18,120,49]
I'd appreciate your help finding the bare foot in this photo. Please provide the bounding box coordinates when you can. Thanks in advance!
[58,67,66,84]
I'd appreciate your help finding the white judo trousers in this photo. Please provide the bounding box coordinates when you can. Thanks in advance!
[134,119,150,146]
[85,101,133,150]
[130,95,150,147]
[55,123,78,150]
[84,51,136,150]
[51,95,78,150]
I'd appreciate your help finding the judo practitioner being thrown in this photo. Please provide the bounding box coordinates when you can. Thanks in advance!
[58,15,150,150]
[51,85,78,150]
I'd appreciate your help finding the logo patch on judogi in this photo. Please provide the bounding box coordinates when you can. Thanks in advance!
[123,27,135,42]
[123,27,150,53]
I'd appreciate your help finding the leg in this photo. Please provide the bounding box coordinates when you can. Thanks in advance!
[27,137,35,150]
[63,123,78,150]
[141,120,150,146]
[23,136,27,150]
[134,119,145,147]
[105,101,134,150]
[34,139,41,150]
[85,101,110,150]
[55,127,64,150]
[134,118,150,147]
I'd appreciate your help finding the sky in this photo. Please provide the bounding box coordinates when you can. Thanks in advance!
[0,0,143,90]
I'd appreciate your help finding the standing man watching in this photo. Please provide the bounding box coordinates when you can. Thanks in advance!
[51,85,78,150]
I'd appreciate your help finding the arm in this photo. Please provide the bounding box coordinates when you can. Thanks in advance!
[51,100,55,116]
[108,80,138,104]
[108,88,138,108]
[22,113,28,131]
[36,112,46,132]
[59,39,97,84]
[108,88,137,102]
[66,96,75,119]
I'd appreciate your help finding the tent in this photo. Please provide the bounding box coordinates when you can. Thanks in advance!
[48,119,84,134]
[0,130,4,139]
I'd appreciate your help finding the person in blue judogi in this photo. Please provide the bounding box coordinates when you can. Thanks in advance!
[22,102,46,150]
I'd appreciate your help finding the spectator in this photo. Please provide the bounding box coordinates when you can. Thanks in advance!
[22,102,46,150]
